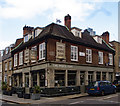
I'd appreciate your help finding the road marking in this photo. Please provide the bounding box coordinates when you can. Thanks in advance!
[70,101,84,104]
[70,101,80,104]
[103,94,118,100]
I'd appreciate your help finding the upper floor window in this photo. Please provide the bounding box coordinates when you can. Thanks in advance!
[14,54,18,67]
[98,51,103,64]
[5,62,7,71]
[71,45,78,61]
[24,35,28,42]
[6,48,9,54]
[19,51,23,65]
[0,64,2,72]
[119,57,120,67]
[109,53,113,65]
[86,49,92,63]
[39,42,45,60]
[9,61,12,70]
[31,46,37,63]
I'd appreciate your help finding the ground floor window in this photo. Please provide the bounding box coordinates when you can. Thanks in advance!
[102,72,106,81]
[68,70,76,86]
[96,72,101,81]
[32,73,37,87]
[88,72,93,84]
[19,75,22,87]
[109,73,113,82]
[55,70,65,87]
[14,76,17,86]
[9,76,12,86]
[39,70,45,87]
[25,74,29,87]
[80,71,85,85]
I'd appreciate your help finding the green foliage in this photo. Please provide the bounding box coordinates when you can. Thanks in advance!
[33,85,40,94]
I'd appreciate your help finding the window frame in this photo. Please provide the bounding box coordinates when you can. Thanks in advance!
[71,45,78,61]
[109,53,113,65]
[14,54,18,67]
[98,51,103,64]
[9,61,12,70]
[86,49,92,63]
[19,51,23,65]
[5,62,7,71]
[39,42,45,60]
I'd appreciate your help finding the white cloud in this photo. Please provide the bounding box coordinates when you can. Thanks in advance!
[0,0,101,21]
[0,41,13,50]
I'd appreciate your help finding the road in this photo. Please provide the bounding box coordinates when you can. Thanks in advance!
[1,93,120,106]
[40,93,120,105]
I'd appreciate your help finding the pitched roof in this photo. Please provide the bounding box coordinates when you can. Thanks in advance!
[12,23,114,53]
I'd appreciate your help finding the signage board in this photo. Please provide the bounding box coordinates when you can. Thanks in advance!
[56,42,66,60]
[79,52,85,56]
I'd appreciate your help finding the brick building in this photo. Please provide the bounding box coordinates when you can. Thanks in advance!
[2,44,15,86]
[11,14,115,95]
[110,41,120,80]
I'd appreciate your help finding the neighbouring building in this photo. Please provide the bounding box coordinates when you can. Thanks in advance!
[0,50,3,85]
[110,41,120,80]
[11,14,115,96]
[2,44,15,86]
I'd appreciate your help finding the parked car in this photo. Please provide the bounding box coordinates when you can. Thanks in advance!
[87,81,116,96]
[113,80,120,91]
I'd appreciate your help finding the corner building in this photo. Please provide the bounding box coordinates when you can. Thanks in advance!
[12,15,115,96]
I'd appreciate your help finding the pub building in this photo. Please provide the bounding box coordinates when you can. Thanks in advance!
[11,14,115,96]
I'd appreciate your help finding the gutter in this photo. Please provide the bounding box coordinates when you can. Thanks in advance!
[102,39,115,51]
[11,41,23,52]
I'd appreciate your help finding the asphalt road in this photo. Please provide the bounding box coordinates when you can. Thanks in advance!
[1,93,120,106]
[40,93,120,106]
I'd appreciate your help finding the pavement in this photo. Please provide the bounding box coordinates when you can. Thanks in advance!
[0,93,88,104]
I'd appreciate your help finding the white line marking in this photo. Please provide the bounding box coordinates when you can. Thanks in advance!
[70,101,80,104]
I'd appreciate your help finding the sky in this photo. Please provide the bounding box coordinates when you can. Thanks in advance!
[0,0,119,50]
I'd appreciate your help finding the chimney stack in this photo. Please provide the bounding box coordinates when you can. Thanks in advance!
[101,31,109,44]
[64,14,71,31]
[23,25,34,36]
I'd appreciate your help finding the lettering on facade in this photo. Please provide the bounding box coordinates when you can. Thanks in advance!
[79,52,85,56]
[30,46,37,63]
[56,42,66,60]
[53,64,73,69]
[24,49,30,63]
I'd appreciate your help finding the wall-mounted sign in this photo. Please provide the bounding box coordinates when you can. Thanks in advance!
[79,52,85,56]
[56,42,66,60]
[30,46,37,63]
[24,49,30,63]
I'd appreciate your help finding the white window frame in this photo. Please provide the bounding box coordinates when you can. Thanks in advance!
[19,51,23,65]
[71,45,78,61]
[86,49,92,63]
[14,54,18,67]
[9,61,12,70]
[98,51,103,64]
[39,42,45,60]
[5,62,7,71]
[109,53,113,65]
